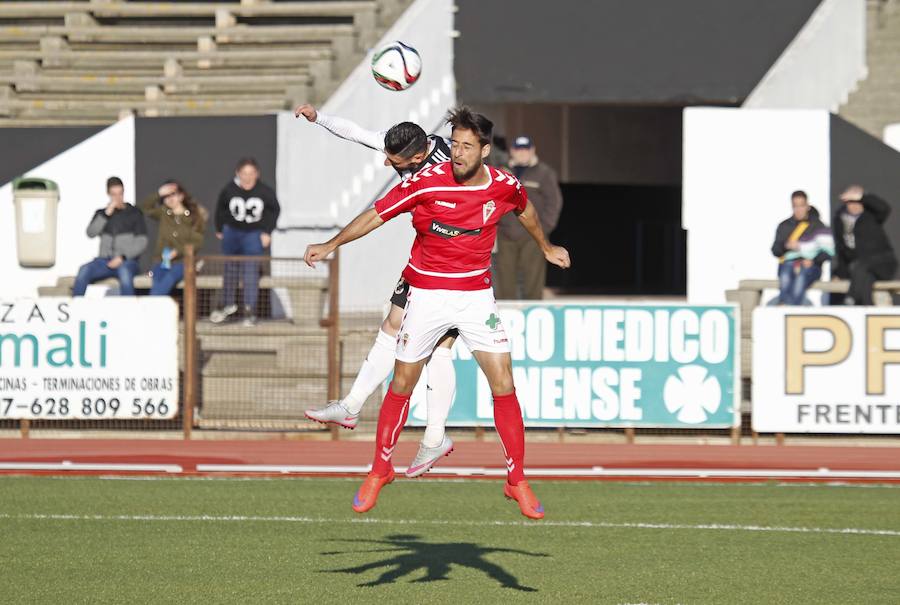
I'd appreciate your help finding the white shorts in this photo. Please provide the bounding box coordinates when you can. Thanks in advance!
[395,286,511,362]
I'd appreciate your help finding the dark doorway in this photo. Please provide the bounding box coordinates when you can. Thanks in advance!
[547,184,685,295]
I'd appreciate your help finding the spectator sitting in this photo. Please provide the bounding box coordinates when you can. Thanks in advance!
[73,176,147,296]
[210,157,281,326]
[832,185,897,305]
[494,135,563,300]
[140,179,207,296]
[771,190,833,305]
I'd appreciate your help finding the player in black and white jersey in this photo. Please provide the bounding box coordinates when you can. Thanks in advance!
[295,104,450,180]
[294,104,458,476]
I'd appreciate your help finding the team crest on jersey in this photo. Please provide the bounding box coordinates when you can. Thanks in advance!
[400,333,410,350]
[482,200,496,224]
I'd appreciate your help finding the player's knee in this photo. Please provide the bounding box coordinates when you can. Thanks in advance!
[390,375,414,395]
[383,312,402,335]
[488,368,515,395]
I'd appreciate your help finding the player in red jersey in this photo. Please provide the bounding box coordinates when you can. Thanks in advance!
[305,107,570,519]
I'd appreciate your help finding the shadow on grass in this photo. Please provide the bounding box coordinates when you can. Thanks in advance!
[320,533,549,592]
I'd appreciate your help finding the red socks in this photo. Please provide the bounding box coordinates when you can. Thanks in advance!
[371,385,411,477]
[371,386,524,484]
[493,391,525,485]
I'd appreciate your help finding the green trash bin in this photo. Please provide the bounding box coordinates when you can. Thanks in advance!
[13,177,60,268]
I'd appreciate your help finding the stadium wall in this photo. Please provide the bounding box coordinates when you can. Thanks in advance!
[682,108,831,304]
[744,0,866,111]
[0,118,136,298]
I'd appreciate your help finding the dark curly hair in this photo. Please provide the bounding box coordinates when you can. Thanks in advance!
[446,106,493,146]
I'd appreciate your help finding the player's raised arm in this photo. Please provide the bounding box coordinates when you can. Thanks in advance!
[294,103,386,151]
[303,208,384,267]
[516,199,571,269]
[303,175,430,267]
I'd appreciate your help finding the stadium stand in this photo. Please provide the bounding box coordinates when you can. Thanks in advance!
[840,0,900,138]
[0,0,411,125]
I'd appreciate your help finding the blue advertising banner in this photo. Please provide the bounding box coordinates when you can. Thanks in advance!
[403,302,739,428]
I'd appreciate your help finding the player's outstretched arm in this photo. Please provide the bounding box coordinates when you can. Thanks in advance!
[304,208,385,267]
[516,200,571,269]
[294,103,385,152]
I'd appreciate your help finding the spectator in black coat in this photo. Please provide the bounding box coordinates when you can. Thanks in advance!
[832,185,897,305]
[771,190,833,305]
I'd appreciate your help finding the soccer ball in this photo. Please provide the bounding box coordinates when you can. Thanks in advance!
[371,41,422,91]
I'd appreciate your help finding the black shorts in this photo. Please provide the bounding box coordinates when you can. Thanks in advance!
[389,277,459,339]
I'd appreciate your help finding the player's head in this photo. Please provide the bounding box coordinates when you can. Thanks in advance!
[235,157,260,191]
[447,106,492,182]
[383,122,429,175]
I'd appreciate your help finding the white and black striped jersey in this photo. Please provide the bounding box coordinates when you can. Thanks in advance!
[396,134,451,180]
[314,111,450,180]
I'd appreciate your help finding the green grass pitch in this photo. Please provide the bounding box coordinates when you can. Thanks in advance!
[1,476,898,604]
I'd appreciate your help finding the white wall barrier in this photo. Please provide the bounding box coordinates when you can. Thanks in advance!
[683,107,831,304]
[885,123,900,153]
[1,118,136,298]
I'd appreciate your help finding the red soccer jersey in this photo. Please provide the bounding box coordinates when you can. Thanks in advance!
[374,162,529,290]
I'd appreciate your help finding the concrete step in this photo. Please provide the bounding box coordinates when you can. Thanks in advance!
[203,352,328,378]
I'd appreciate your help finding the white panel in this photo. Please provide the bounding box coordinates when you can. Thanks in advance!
[744,0,866,111]
[683,107,830,303]
[1,117,136,297]
[885,123,900,153]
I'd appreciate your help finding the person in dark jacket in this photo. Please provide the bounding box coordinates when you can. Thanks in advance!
[832,185,897,305]
[73,176,147,296]
[210,157,280,326]
[771,190,833,305]
[494,135,563,299]
[140,179,207,296]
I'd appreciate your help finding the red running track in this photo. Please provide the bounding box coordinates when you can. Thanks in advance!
[0,439,898,482]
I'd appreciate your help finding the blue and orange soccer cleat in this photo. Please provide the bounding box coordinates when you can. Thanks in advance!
[352,469,395,513]
[504,480,545,520]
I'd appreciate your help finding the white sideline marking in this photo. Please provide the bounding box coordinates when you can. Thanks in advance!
[3,476,900,489]
[194,464,900,480]
[0,512,897,537]
[3,463,900,481]
[0,462,182,473]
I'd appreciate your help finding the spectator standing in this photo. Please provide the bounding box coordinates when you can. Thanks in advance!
[832,185,897,305]
[73,177,147,296]
[210,157,280,326]
[140,179,207,296]
[771,190,833,305]
[494,136,563,299]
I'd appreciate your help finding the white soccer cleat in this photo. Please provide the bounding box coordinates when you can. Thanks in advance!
[304,401,359,430]
[405,435,454,478]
